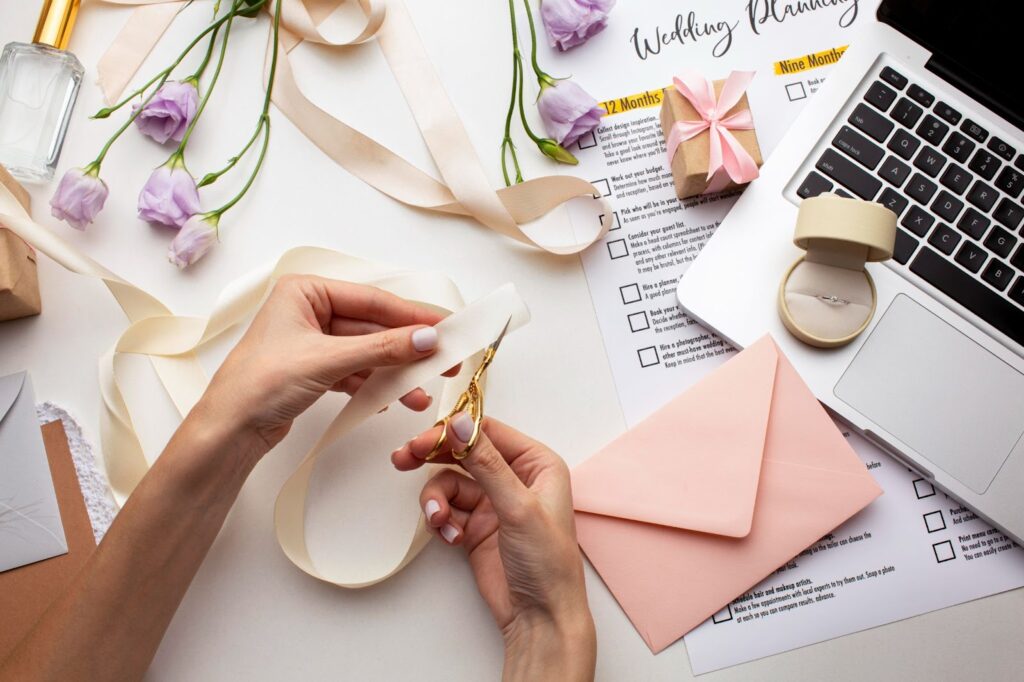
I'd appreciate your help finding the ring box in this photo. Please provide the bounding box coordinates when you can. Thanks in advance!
[778,194,896,348]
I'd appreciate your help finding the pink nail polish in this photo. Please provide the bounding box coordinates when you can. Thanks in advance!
[424,499,441,522]
[412,327,438,352]
[441,524,458,543]
[451,412,474,442]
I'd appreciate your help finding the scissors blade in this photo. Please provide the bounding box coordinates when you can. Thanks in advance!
[488,315,513,352]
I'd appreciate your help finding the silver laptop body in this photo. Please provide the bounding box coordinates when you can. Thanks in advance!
[677,2,1024,543]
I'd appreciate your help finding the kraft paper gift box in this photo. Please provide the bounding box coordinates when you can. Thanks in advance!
[0,165,41,321]
[659,76,764,200]
[571,335,882,653]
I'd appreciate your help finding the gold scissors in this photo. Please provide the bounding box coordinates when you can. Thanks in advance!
[425,316,512,461]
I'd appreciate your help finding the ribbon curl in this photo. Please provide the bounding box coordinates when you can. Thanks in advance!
[665,70,760,194]
[92,0,611,255]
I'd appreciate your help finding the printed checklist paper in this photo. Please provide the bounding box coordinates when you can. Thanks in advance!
[546,0,1024,673]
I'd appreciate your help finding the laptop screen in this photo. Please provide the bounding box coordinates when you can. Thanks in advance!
[878,0,1022,132]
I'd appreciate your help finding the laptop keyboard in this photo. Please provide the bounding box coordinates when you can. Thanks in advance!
[794,64,1024,348]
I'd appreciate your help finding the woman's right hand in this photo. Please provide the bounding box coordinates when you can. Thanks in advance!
[392,417,596,682]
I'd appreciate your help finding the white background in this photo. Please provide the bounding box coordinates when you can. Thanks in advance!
[1,1,1021,679]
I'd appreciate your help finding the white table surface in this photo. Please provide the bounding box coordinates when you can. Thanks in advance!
[2,1,1021,679]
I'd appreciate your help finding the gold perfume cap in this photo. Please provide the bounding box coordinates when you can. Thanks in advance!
[33,0,81,51]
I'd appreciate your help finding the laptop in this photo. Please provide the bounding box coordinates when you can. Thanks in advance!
[677,0,1024,543]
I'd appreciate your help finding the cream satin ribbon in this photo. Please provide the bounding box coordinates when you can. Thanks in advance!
[0,178,530,587]
[92,0,611,254]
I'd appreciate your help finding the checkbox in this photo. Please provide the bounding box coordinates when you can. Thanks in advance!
[619,283,642,305]
[932,539,956,563]
[607,239,628,260]
[627,311,650,332]
[712,605,733,624]
[591,178,612,198]
[786,82,807,102]
[924,510,946,533]
[578,130,598,150]
[913,478,935,499]
[600,211,621,231]
[638,346,660,368]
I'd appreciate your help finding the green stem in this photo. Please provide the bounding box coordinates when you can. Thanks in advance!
[207,0,283,215]
[507,0,541,144]
[89,0,266,166]
[187,24,220,81]
[198,117,265,187]
[519,0,552,86]
[210,117,271,216]
[175,0,242,153]
[500,15,523,186]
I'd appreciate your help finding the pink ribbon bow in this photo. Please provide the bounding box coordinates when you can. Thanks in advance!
[666,70,760,194]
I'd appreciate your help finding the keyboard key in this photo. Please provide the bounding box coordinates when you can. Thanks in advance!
[967,180,998,212]
[995,166,1024,199]
[797,171,833,199]
[917,115,949,146]
[1010,277,1024,308]
[893,229,919,264]
[957,208,990,240]
[988,137,1016,161]
[934,101,961,125]
[931,191,964,222]
[879,67,908,90]
[1012,244,1024,270]
[942,132,975,163]
[953,241,987,273]
[907,83,934,107]
[901,204,934,236]
[984,225,1017,258]
[833,126,885,169]
[982,259,1014,291]
[907,173,938,204]
[940,164,971,195]
[961,119,988,143]
[890,97,923,128]
[913,147,946,177]
[864,81,897,111]
[877,187,909,217]
[1017,154,1024,171]
[848,103,894,143]
[815,149,882,199]
[887,129,920,160]
[912,247,1024,345]
[834,188,853,199]
[928,223,961,255]
[878,156,911,186]
[993,198,1024,231]
[968,149,1001,180]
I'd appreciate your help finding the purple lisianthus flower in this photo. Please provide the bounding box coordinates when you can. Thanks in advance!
[540,0,615,51]
[49,166,109,230]
[537,79,604,148]
[138,157,200,228]
[168,214,219,269]
[132,80,199,145]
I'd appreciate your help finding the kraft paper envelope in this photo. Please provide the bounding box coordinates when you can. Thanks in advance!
[572,335,882,653]
[0,372,67,573]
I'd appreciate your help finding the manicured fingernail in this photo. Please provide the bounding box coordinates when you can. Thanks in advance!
[424,499,441,522]
[451,411,474,442]
[441,524,459,544]
[412,327,438,352]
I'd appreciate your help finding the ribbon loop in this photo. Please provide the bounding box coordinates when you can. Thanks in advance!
[666,70,760,188]
[94,0,611,255]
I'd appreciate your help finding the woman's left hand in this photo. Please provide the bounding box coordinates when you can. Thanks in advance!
[198,274,451,454]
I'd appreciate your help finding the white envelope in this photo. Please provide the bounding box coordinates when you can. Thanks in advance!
[0,372,67,572]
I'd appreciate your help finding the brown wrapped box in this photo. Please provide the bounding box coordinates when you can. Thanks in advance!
[659,80,763,200]
[0,164,41,321]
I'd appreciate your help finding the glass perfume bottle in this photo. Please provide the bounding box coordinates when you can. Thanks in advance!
[0,0,84,183]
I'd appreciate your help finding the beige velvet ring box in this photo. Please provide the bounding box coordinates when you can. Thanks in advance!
[778,194,896,348]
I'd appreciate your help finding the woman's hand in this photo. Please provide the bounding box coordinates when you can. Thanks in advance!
[199,274,449,455]
[392,417,596,682]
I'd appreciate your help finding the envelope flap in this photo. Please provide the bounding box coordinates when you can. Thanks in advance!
[572,337,779,538]
[0,372,26,426]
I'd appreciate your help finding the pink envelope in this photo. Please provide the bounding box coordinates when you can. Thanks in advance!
[572,335,882,653]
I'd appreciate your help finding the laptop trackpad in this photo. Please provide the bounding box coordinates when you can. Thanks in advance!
[835,295,1024,494]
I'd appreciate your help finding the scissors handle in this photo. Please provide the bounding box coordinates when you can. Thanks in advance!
[424,379,484,461]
